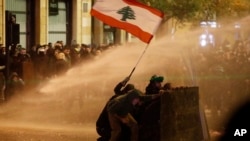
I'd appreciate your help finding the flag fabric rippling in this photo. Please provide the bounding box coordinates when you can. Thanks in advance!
[91,0,164,43]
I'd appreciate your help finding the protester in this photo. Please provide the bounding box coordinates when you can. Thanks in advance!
[137,75,165,120]
[106,88,162,141]
[6,72,25,100]
[145,75,164,95]
[55,52,70,76]
[138,76,168,141]
[0,68,5,102]
[96,76,134,141]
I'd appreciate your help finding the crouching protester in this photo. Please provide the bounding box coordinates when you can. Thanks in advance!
[106,89,162,141]
[96,77,134,141]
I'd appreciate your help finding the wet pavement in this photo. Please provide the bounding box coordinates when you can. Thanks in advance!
[0,122,98,141]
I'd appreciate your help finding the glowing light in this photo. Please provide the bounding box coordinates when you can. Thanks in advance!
[200,40,207,47]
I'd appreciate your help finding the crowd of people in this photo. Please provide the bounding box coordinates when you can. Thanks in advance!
[195,39,250,117]
[0,36,250,140]
[0,41,116,101]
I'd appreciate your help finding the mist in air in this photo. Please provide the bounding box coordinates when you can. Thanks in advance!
[0,16,250,138]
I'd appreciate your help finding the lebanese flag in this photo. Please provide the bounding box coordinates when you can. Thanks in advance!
[91,0,164,43]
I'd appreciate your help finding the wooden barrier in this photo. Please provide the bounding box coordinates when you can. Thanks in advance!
[160,87,209,141]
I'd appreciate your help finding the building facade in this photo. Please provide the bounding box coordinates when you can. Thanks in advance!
[0,0,127,51]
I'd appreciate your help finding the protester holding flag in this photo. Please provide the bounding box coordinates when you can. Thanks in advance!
[96,76,134,141]
[91,1,164,140]
[106,89,162,141]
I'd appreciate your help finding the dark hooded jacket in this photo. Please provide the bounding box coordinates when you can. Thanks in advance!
[107,89,152,117]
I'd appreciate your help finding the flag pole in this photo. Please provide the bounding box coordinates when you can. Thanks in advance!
[127,43,150,79]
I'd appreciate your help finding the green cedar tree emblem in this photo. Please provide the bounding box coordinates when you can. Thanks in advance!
[117,6,136,21]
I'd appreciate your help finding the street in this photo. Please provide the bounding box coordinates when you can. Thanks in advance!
[0,88,102,141]
[0,123,97,141]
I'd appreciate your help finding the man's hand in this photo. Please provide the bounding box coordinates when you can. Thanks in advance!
[121,76,130,86]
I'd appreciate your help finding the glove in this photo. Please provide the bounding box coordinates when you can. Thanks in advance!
[121,76,130,86]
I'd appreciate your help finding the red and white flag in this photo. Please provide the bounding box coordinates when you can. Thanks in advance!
[91,0,164,43]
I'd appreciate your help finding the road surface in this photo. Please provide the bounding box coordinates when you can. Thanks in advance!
[0,123,98,141]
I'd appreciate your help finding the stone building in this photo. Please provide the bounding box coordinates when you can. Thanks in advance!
[0,0,128,51]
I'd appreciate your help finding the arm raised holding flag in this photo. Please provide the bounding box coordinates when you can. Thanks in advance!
[91,0,164,82]
[92,2,164,140]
